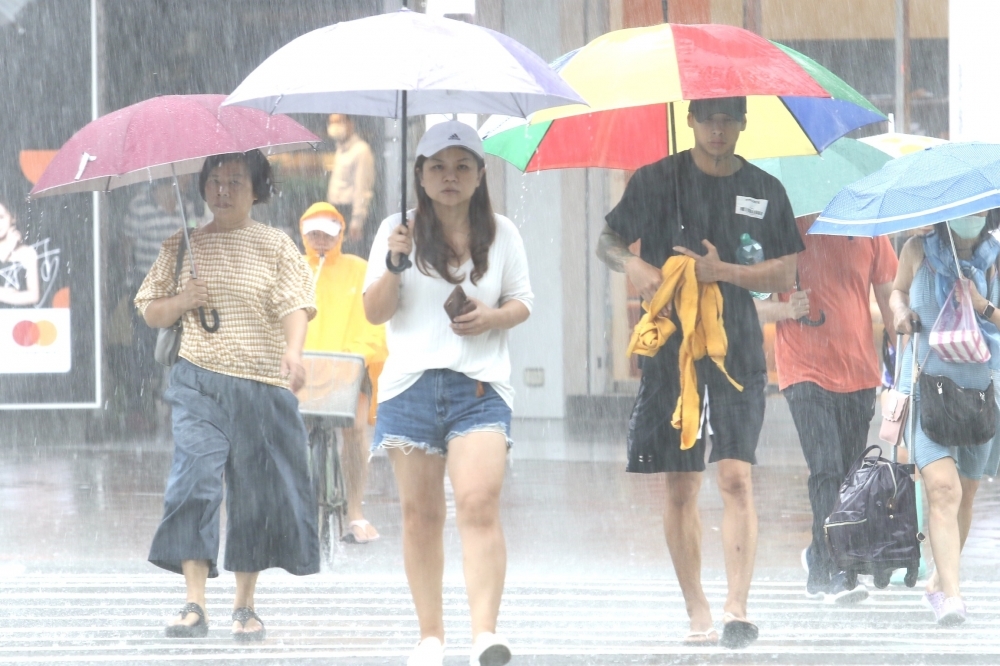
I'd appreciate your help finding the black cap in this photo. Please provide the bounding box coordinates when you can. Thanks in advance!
[688,96,747,121]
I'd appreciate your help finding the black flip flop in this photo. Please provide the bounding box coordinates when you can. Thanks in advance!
[720,613,758,650]
[164,602,209,638]
[232,606,266,642]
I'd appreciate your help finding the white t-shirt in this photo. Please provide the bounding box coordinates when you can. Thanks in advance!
[363,212,533,408]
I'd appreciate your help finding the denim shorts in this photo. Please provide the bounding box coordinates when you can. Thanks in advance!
[372,369,512,456]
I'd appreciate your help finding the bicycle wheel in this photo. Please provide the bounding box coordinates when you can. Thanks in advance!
[327,428,349,545]
[308,421,335,564]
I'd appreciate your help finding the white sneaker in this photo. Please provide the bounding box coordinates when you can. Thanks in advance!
[470,632,511,666]
[407,637,445,666]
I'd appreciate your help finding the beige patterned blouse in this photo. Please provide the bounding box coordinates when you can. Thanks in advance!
[135,223,316,388]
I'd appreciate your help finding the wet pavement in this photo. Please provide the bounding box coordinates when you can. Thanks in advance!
[2,394,1000,664]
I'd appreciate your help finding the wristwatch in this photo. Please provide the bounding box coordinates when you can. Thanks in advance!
[982,302,996,320]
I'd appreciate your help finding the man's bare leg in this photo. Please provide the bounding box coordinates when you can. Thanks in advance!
[663,471,713,633]
[342,394,378,541]
[716,459,757,620]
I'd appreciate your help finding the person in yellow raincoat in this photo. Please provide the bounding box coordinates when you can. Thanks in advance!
[300,202,387,543]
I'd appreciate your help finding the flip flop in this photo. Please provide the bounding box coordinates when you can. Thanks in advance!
[165,602,209,638]
[341,519,380,544]
[682,628,719,646]
[231,607,266,642]
[720,612,758,650]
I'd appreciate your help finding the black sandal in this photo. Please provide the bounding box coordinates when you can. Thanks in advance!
[165,602,209,638]
[232,606,266,642]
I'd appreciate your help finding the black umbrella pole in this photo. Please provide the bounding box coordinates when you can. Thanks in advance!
[401,89,407,228]
[389,90,413,271]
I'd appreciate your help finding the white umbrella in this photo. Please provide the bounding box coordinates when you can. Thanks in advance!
[225,7,585,270]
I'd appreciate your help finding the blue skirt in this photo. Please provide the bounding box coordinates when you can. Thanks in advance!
[148,359,319,577]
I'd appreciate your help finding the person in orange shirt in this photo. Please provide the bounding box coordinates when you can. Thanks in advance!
[756,213,897,604]
[300,202,387,544]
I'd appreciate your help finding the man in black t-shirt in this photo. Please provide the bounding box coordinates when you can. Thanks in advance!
[599,96,804,649]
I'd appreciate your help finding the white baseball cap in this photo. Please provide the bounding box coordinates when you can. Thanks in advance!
[302,216,342,238]
[416,120,485,161]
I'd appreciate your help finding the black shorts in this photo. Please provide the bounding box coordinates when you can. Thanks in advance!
[626,361,766,474]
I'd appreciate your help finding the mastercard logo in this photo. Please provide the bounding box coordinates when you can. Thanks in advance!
[12,320,58,347]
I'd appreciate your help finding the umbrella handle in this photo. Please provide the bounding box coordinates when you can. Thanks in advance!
[798,310,826,327]
[199,306,220,333]
[386,250,412,272]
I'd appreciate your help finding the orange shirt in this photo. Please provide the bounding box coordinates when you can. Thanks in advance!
[774,216,898,393]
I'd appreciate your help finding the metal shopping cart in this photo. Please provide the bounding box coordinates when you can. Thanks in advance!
[297,351,367,563]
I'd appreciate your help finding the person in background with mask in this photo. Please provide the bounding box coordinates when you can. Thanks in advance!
[755,213,897,605]
[890,211,1000,626]
[325,114,376,259]
[299,202,387,544]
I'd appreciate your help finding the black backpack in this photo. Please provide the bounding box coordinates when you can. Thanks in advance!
[824,445,923,588]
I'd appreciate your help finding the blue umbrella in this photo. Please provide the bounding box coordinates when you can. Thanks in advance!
[226,7,584,271]
[809,142,1000,237]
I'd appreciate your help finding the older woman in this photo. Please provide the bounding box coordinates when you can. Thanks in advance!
[136,150,319,641]
[891,212,1000,626]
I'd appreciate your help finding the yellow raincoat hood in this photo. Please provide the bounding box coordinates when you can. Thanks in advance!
[300,202,386,424]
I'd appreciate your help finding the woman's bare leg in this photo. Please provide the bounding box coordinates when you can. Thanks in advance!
[389,447,448,641]
[232,571,262,634]
[169,560,209,627]
[446,432,508,639]
[927,474,980,592]
[921,457,963,598]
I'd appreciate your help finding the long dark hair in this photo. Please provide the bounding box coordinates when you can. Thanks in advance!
[412,153,496,285]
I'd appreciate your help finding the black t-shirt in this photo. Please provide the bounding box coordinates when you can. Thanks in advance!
[606,150,804,388]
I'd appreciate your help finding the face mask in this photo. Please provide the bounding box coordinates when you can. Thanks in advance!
[948,216,987,240]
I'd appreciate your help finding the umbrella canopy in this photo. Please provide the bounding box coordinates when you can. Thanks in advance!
[750,138,892,217]
[224,8,584,118]
[225,7,584,272]
[480,26,885,171]
[31,94,320,197]
[858,132,947,158]
[809,142,1000,237]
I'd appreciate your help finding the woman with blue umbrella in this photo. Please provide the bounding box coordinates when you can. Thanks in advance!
[889,212,1000,626]
[814,143,1000,626]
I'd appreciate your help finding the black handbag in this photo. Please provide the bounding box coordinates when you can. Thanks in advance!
[919,372,996,446]
[153,234,186,368]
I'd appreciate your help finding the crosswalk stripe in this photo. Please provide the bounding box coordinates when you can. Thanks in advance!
[2,575,1000,663]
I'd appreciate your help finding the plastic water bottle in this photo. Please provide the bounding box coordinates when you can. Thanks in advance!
[737,233,770,300]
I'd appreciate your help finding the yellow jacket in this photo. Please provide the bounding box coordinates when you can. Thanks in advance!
[300,204,387,425]
[627,255,742,450]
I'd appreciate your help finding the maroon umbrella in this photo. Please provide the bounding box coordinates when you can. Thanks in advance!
[31,94,319,196]
[30,94,320,331]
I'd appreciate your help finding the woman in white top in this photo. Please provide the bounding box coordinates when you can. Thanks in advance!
[364,121,532,666]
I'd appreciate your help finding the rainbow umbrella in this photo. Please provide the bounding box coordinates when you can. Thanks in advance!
[858,132,947,158]
[750,138,892,217]
[481,24,885,171]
